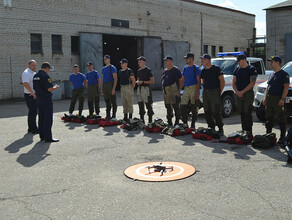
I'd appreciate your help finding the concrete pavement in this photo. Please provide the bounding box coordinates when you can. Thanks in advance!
[1,91,291,220]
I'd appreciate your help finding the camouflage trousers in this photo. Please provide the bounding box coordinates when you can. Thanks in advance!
[121,84,134,114]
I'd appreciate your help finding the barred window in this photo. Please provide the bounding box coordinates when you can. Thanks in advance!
[30,33,42,54]
[52,35,62,54]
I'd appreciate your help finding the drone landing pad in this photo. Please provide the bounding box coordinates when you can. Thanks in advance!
[124,161,196,182]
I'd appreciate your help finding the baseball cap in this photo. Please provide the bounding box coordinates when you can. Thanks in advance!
[87,61,93,66]
[104,55,111,59]
[120,58,128,64]
[267,56,282,64]
[137,56,146,61]
[237,54,247,62]
[163,56,173,61]
[184,52,194,59]
[199,54,211,60]
[73,64,79,68]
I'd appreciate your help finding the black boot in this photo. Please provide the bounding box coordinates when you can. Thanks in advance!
[219,127,224,136]
[148,115,153,123]
[112,112,116,119]
[174,118,180,126]
[123,113,128,121]
[167,118,173,126]
[106,111,111,120]
[129,114,133,119]
[140,115,145,123]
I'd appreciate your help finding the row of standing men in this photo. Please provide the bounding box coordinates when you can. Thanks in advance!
[22,53,289,143]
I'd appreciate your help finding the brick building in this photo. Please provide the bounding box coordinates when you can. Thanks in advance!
[265,0,292,65]
[0,0,255,99]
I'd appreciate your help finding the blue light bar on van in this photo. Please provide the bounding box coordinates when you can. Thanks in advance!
[217,51,244,57]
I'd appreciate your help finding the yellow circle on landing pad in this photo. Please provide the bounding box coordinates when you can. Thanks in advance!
[124,162,196,182]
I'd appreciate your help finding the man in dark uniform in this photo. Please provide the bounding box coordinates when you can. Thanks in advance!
[200,54,225,136]
[178,52,201,129]
[101,55,118,119]
[86,62,101,116]
[33,62,59,142]
[161,56,182,126]
[69,64,87,116]
[263,56,290,144]
[136,56,155,123]
[118,58,136,121]
[232,54,257,137]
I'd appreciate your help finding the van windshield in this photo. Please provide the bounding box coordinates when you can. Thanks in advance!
[283,62,292,77]
[211,60,237,75]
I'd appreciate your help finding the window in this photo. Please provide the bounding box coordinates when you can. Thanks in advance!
[30,33,42,53]
[234,47,238,52]
[219,46,223,52]
[250,61,263,75]
[211,46,216,57]
[52,35,62,54]
[204,45,208,54]
[71,36,79,54]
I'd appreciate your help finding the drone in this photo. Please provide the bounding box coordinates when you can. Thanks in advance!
[146,162,174,176]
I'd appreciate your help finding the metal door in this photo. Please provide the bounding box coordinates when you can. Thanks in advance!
[286,33,292,63]
[142,37,162,87]
[79,33,103,75]
[164,41,190,71]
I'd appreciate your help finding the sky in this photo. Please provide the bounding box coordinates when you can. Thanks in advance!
[196,0,285,36]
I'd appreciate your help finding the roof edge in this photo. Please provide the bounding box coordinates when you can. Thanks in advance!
[180,0,255,17]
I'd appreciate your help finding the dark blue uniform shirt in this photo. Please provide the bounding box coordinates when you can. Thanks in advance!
[33,70,53,97]
[201,65,223,89]
[267,70,290,96]
[161,66,182,87]
[233,65,257,91]
[137,67,153,87]
[118,68,134,85]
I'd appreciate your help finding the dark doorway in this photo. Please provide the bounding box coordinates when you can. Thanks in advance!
[103,34,139,89]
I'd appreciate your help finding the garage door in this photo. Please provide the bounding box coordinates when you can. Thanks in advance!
[79,33,103,75]
[142,37,163,88]
[163,41,190,71]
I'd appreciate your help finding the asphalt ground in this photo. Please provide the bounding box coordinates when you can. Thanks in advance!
[1,91,292,220]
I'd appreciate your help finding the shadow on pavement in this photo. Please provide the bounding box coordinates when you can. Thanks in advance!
[16,141,51,167]
[5,133,34,153]
[143,131,165,144]
[102,126,121,136]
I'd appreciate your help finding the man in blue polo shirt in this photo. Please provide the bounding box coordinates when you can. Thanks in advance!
[101,55,118,119]
[161,56,182,126]
[232,54,257,138]
[263,56,290,144]
[69,64,87,116]
[86,62,101,116]
[178,52,201,128]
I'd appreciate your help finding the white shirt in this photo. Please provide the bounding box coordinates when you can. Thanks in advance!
[22,68,36,94]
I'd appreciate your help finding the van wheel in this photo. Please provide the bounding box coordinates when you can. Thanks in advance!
[221,94,234,118]
[255,105,266,121]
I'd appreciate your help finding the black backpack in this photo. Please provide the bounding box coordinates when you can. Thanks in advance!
[251,133,276,149]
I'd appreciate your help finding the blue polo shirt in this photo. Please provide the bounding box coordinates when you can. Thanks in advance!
[33,70,53,98]
[182,65,201,86]
[161,66,182,87]
[69,72,86,90]
[86,70,100,85]
[233,65,257,91]
[267,70,290,96]
[102,65,117,83]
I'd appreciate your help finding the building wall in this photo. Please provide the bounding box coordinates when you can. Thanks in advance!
[0,0,255,99]
[266,8,292,65]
